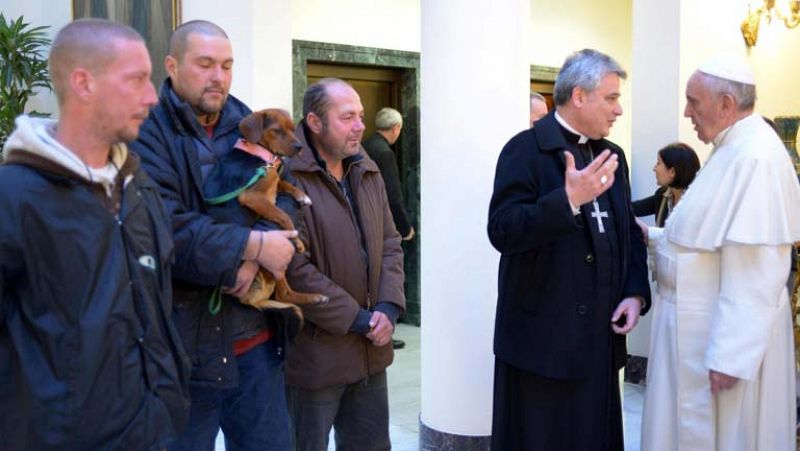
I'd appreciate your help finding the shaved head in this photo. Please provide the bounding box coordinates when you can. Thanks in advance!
[49,19,144,104]
[169,20,229,61]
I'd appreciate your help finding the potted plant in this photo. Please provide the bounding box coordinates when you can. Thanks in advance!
[0,14,52,153]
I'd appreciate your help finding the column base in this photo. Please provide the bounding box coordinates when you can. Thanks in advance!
[419,418,491,451]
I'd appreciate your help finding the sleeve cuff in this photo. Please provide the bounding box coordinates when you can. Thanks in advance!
[374,302,403,326]
[349,309,373,335]
[567,196,581,216]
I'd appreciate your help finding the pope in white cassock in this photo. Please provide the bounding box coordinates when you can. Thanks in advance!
[641,56,800,451]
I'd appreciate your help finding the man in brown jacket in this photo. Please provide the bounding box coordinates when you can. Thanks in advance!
[285,78,405,450]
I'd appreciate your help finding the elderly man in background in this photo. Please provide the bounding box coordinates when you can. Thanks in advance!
[529,91,549,126]
[641,56,800,451]
[363,107,414,242]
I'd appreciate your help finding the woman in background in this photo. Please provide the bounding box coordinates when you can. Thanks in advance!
[633,142,701,227]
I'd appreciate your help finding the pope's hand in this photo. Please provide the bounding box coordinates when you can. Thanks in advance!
[709,369,739,395]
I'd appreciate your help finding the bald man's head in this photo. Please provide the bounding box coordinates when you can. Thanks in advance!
[169,20,229,62]
[49,19,144,105]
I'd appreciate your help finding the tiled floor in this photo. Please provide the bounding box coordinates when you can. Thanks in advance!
[215,324,646,450]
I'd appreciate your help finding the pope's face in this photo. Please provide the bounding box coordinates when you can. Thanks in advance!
[684,72,725,144]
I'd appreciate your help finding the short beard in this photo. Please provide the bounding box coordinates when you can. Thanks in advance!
[193,96,225,116]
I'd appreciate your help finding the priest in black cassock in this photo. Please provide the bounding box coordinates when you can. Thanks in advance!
[487,49,651,450]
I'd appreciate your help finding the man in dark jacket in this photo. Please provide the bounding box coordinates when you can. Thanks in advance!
[362,107,413,350]
[0,19,189,450]
[129,20,296,451]
[487,49,651,450]
[285,78,405,451]
[362,107,414,241]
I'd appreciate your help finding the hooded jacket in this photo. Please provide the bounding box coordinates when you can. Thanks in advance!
[0,116,190,450]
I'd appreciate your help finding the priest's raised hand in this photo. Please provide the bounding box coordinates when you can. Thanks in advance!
[563,149,619,208]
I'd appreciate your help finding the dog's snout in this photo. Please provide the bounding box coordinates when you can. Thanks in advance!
[292,142,303,152]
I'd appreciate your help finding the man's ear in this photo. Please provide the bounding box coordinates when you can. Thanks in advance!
[571,86,586,107]
[307,112,323,134]
[70,68,94,101]
[165,55,178,79]
[719,93,737,118]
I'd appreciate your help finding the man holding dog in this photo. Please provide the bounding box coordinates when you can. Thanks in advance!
[488,49,650,450]
[130,20,295,450]
[0,19,189,449]
[285,78,405,450]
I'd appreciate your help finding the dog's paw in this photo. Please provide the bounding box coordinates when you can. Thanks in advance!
[299,194,312,206]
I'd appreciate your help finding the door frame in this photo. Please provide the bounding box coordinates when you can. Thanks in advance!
[292,40,422,325]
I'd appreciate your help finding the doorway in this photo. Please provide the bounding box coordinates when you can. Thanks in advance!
[530,64,558,112]
[293,41,421,325]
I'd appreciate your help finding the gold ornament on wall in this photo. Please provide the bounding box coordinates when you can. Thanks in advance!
[741,0,800,47]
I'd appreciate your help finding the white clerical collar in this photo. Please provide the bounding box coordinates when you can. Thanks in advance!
[554,111,589,144]
[711,124,733,149]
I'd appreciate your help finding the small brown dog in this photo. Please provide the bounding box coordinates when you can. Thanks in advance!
[235,109,328,318]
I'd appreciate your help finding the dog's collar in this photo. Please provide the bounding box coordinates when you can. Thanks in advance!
[234,138,282,168]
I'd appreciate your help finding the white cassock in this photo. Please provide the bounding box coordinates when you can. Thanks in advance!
[641,113,800,451]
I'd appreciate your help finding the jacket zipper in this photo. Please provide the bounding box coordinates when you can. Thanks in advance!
[323,163,373,379]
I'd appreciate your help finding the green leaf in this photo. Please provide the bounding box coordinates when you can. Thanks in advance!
[0,14,52,151]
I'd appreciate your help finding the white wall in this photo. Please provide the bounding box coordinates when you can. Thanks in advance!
[677,0,800,162]
[292,0,421,52]
[183,0,294,111]
[530,0,634,159]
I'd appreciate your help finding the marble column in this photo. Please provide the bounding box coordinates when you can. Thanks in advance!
[626,0,683,363]
[419,0,530,449]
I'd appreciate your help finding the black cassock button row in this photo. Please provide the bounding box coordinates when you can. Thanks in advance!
[584,253,595,263]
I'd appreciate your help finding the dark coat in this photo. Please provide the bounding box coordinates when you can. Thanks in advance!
[129,80,271,389]
[632,186,669,227]
[285,123,405,389]
[362,133,412,236]
[0,149,190,450]
[487,112,651,380]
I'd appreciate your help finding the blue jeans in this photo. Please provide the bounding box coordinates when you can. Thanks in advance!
[286,371,390,451]
[172,340,291,451]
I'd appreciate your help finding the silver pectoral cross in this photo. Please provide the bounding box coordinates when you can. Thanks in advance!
[590,199,608,233]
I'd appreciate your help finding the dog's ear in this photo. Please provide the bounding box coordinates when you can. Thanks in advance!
[239,113,265,143]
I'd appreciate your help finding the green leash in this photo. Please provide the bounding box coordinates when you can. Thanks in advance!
[204,166,268,314]
[208,286,223,315]
[204,166,267,206]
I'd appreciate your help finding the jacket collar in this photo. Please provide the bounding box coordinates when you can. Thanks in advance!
[291,120,379,175]
[534,111,617,155]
